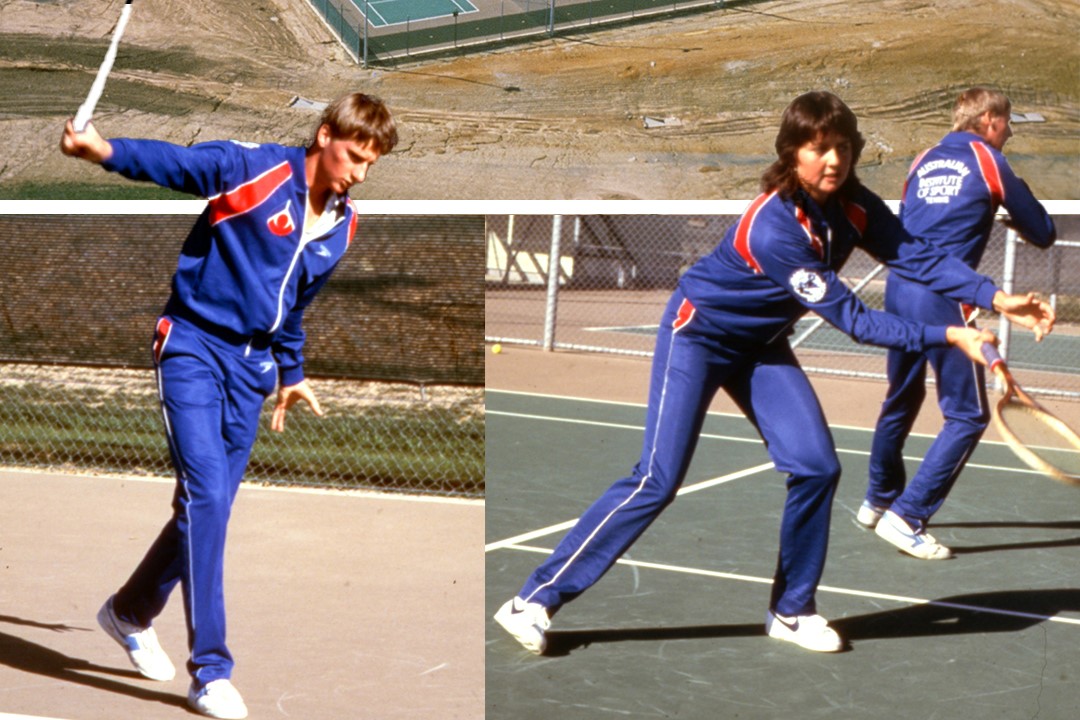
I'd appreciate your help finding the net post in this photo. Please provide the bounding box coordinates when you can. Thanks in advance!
[995,222,1019,393]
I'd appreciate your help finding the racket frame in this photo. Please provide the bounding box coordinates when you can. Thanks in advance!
[983,343,1080,486]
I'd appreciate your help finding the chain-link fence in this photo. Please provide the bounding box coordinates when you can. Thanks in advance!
[485,204,1080,399]
[1,213,484,498]
[304,0,730,65]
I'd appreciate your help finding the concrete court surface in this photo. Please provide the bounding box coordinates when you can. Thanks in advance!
[0,470,483,720]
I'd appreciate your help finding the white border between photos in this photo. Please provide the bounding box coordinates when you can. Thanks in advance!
[1,200,1075,215]
[0,199,751,215]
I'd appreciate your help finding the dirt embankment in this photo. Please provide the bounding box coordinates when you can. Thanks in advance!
[0,0,1076,200]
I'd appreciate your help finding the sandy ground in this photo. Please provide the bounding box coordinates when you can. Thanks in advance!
[0,0,1077,200]
[0,470,484,720]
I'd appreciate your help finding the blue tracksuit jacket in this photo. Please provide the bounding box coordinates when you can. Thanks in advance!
[104,138,357,386]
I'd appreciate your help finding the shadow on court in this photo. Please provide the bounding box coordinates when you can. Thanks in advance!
[544,622,765,657]
[834,589,1080,641]
[0,617,188,712]
[938,520,1080,555]
[542,589,1079,656]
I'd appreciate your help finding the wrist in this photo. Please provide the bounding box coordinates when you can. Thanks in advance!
[991,290,1005,313]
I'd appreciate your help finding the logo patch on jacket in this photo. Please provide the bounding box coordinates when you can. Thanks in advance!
[267,201,295,236]
[789,269,827,303]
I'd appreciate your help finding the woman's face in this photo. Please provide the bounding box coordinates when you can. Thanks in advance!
[795,131,853,204]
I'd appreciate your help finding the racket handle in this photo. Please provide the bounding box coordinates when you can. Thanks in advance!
[73,105,93,133]
[981,342,1005,372]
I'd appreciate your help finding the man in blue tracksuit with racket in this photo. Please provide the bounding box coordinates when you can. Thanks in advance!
[61,93,398,719]
[859,87,1056,559]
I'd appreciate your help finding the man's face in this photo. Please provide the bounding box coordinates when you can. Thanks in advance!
[983,112,1013,151]
[314,125,382,195]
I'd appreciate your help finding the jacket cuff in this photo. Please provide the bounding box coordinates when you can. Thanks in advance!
[100,138,130,173]
[922,325,950,348]
[279,364,306,388]
[975,282,1000,311]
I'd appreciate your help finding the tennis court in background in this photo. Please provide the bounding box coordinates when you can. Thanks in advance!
[349,0,478,27]
[485,364,1080,719]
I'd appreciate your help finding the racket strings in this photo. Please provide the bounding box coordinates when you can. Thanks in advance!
[998,401,1080,481]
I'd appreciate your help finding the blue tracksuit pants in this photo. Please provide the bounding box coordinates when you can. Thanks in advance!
[518,290,842,618]
[866,277,989,530]
[112,316,276,686]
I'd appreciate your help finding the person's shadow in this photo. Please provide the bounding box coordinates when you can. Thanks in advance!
[0,614,188,711]
[542,589,1080,656]
[933,519,1080,555]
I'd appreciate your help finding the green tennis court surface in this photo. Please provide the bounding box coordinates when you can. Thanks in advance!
[486,390,1080,720]
[350,0,478,27]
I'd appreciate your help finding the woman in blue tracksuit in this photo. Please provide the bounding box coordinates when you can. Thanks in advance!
[861,87,1056,560]
[494,91,1055,655]
[61,93,397,719]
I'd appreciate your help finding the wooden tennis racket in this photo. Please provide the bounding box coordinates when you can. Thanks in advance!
[982,343,1080,485]
[73,0,134,132]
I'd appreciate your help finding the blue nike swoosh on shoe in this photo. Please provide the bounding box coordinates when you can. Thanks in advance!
[774,614,799,631]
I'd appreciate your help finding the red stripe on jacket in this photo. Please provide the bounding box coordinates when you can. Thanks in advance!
[842,200,868,236]
[346,200,358,247]
[970,142,1005,209]
[673,297,696,332]
[208,161,293,226]
[733,192,776,273]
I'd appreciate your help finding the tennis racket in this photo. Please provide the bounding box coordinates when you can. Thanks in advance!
[982,343,1080,485]
[73,0,134,132]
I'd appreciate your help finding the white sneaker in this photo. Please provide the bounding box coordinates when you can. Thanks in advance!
[765,610,844,653]
[97,596,176,681]
[494,597,550,654]
[855,500,886,529]
[874,510,954,560]
[188,679,249,720]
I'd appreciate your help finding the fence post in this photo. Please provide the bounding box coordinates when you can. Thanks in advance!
[996,225,1019,391]
[362,0,369,66]
[543,216,564,351]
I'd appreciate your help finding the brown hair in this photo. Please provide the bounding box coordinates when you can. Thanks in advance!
[952,87,1011,133]
[316,93,398,155]
[760,91,865,201]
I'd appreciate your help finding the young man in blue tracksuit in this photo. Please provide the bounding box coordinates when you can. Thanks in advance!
[61,93,397,719]
[495,91,1055,655]
[860,87,1056,559]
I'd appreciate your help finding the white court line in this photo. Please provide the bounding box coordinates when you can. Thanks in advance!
[487,409,764,445]
[488,407,1045,478]
[0,714,72,720]
[505,543,1080,628]
[484,462,775,552]
[0,467,482,506]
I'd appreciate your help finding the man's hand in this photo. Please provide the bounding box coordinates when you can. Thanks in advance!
[60,119,113,164]
[945,326,997,366]
[271,379,324,433]
[992,290,1056,342]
